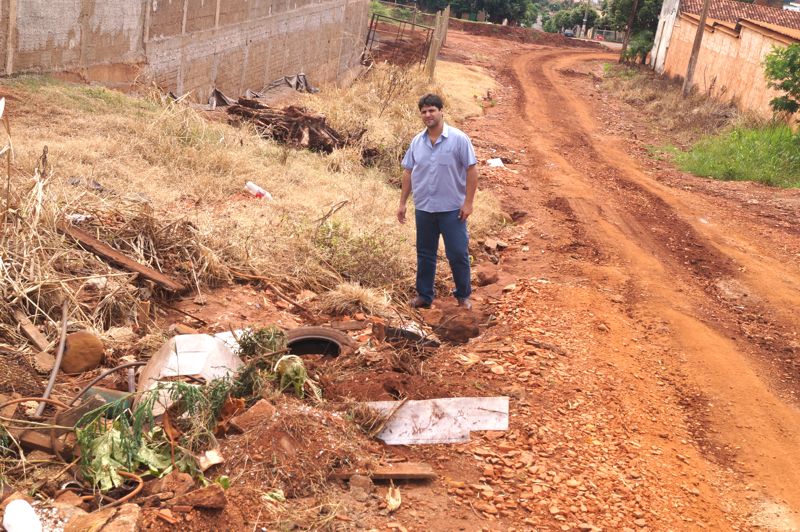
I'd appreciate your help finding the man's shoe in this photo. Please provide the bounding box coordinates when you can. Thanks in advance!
[457,297,473,311]
[410,296,432,309]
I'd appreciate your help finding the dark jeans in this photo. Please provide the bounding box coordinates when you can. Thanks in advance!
[415,209,471,304]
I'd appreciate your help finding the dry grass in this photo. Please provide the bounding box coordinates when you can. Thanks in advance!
[316,282,390,316]
[0,64,503,347]
[602,64,760,146]
[434,61,496,119]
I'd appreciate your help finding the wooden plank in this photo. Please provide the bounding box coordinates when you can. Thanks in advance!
[333,462,437,481]
[12,310,52,352]
[58,222,185,292]
[17,430,72,460]
[51,394,106,436]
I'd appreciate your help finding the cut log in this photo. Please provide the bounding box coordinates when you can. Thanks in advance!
[58,222,185,292]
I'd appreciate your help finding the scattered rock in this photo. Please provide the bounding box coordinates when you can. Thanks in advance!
[495,239,509,250]
[168,483,227,509]
[634,518,647,527]
[55,491,84,506]
[597,323,610,333]
[101,504,140,532]
[484,238,499,251]
[610,294,624,303]
[502,283,517,292]
[169,323,198,335]
[61,331,104,374]
[65,507,116,532]
[474,501,498,515]
[142,470,195,498]
[475,265,500,287]
[230,399,276,432]
[349,474,374,494]
[33,351,54,373]
[51,502,88,523]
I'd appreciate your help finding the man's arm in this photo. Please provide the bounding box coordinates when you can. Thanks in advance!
[397,168,412,224]
[460,164,478,221]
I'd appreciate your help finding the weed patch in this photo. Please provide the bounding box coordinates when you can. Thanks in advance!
[675,125,800,188]
[603,64,743,145]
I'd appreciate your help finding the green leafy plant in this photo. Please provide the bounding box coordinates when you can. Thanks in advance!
[764,43,800,116]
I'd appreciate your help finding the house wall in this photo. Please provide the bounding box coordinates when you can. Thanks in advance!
[0,0,368,100]
[651,0,681,73]
[663,15,791,117]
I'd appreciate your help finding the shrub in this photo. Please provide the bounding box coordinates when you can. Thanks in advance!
[764,43,800,116]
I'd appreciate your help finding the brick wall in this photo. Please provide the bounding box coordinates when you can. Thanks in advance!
[663,15,792,117]
[0,0,369,99]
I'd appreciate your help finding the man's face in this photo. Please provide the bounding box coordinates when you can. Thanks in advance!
[419,105,443,129]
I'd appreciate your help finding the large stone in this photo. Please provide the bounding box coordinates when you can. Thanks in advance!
[349,474,374,494]
[102,504,140,532]
[65,504,139,532]
[168,483,227,510]
[61,331,104,374]
[435,310,480,344]
[142,470,195,498]
[230,399,276,432]
[52,502,88,523]
[65,506,115,532]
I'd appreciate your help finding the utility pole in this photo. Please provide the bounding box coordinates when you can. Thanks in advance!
[682,0,712,96]
[618,0,641,62]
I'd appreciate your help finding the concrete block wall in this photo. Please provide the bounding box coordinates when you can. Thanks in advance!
[663,16,789,117]
[1,0,369,99]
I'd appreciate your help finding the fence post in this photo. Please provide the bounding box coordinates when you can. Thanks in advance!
[424,10,442,80]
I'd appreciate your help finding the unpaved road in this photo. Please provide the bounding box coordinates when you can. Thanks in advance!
[425,31,800,530]
[512,45,800,516]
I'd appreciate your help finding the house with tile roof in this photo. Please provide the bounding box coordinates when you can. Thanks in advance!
[650,0,800,117]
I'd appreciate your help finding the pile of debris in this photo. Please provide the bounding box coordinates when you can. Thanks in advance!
[227,98,365,154]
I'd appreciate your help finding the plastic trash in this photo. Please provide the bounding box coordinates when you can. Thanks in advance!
[3,499,42,532]
[244,181,273,200]
[486,158,505,167]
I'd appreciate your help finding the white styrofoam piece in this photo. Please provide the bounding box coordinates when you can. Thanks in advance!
[136,334,244,416]
[366,397,509,445]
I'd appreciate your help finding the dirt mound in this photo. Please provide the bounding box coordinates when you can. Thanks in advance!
[217,399,378,498]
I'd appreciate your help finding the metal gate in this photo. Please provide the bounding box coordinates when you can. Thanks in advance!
[364,13,434,67]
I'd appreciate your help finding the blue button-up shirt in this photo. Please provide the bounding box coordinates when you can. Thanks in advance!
[401,123,477,213]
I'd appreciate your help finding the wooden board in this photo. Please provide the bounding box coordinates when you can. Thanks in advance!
[58,222,185,292]
[333,462,437,481]
[366,397,509,445]
[12,310,52,352]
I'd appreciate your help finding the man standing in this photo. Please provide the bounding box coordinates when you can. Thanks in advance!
[397,93,478,310]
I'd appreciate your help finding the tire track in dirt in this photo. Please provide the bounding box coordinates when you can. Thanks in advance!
[512,47,800,516]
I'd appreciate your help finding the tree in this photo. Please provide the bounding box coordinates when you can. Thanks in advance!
[607,0,661,33]
[764,43,800,116]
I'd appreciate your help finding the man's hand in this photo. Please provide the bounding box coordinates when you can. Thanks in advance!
[397,203,407,224]
[459,202,473,221]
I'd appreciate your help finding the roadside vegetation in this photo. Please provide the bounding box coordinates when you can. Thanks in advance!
[603,62,800,188]
[0,63,502,332]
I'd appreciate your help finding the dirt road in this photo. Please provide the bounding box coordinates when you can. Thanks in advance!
[429,31,800,530]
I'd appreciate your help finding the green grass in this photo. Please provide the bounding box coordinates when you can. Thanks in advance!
[675,124,800,188]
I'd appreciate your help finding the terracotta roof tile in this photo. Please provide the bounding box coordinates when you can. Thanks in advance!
[680,0,800,30]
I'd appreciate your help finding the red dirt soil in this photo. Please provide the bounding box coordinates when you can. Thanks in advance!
[136,29,800,531]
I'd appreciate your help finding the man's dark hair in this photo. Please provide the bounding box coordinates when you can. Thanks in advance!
[418,93,443,110]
